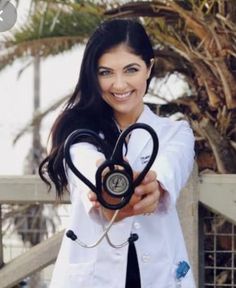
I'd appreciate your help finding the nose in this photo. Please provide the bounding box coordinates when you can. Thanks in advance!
[112,75,127,91]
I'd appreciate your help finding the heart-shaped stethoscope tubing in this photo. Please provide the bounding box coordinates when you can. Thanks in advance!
[64,123,159,210]
[63,123,159,249]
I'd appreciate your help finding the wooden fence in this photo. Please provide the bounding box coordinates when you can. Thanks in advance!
[0,170,235,288]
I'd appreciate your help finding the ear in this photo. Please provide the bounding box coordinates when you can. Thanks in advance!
[147,58,155,78]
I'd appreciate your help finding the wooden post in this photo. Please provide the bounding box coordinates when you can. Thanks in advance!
[0,205,4,268]
[177,163,199,287]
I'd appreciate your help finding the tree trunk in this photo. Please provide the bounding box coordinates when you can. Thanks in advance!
[27,54,44,288]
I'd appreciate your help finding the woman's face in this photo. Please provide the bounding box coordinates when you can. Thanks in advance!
[97,44,153,129]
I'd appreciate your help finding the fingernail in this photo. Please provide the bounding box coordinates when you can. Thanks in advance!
[144,175,150,182]
[135,187,142,195]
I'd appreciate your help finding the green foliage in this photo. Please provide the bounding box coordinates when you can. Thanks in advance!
[27,2,103,39]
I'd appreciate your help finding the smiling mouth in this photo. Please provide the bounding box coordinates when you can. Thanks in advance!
[112,91,133,99]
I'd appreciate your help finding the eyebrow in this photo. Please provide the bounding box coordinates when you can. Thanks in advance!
[98,63,141,70]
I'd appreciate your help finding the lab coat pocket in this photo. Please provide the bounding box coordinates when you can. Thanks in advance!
[66,261,95,288]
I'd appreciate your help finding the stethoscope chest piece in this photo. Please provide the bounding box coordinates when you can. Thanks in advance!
[103,169,132,197]
[64,123,159,211]
[63,122,159,248]
[95,158,134,209]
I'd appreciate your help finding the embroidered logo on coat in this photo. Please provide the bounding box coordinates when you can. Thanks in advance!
[140,155,151,165]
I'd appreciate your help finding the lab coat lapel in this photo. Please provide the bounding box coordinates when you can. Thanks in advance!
[126,106,155,166]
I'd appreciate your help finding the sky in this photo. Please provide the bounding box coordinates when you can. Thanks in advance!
[0,1,85,174]
[0,45,85,174]
[0,1,190,175]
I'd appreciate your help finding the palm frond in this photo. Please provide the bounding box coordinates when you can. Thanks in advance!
[0,1,105,70]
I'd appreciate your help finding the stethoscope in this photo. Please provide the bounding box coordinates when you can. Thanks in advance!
[64,123,159,248]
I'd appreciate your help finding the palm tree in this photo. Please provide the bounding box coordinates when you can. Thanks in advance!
[1,1,105,286]
[1,1,104,68]
[105,0,236,173]
[1,0,105,139]
[2,0,236,174]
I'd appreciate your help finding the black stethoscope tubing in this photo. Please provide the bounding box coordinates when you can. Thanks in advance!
[64,129,106,193]
[64,123,159,248]
[64,123,159,210]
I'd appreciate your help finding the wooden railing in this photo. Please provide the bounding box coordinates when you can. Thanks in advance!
[0,176,69,288]
[199,173,236,224]
[0,171,235,288]
[0,230,64,288]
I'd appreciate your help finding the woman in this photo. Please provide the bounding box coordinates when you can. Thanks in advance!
[39,18,196,288]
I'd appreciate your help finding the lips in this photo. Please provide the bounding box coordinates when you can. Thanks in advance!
[112,91,133,99]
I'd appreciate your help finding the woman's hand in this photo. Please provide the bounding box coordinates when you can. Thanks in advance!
[132,170,163,214]
[88,169,164,222]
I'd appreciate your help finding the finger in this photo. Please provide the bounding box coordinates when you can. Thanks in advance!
[88,191,101,208]
[132,170,156,186]
[128,194,142,207]
[97,161,123,178]
[135,180,159,197]
[141,170,157,184]
[88,191,97,201]
[133,190,159,211]
[96,158,111,178]
[142,202,158,215]
[123,156,129,162]
[93,201,101,209]
[96,158,105,167]
[134,200,158,215]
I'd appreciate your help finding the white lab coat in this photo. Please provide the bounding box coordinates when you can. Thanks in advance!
[50,105,196,288]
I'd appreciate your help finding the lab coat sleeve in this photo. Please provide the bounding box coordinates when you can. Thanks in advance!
[66,142,105,220]
[152,120,195,209]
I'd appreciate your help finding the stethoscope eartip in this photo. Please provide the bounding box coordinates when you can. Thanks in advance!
[66,230,77,241]
[128,233,139,244]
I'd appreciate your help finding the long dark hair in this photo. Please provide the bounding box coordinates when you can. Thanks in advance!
[39,18,155,198]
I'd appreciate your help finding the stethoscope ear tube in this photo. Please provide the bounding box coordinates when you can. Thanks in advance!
[63,123,159,248]
[111,123,159,187]
[64,129,107,192]
[129,123,159,187]
[64,123,159,210]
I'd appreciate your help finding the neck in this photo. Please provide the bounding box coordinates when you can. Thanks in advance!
[114,106,144,131]
[115,118,137,132]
